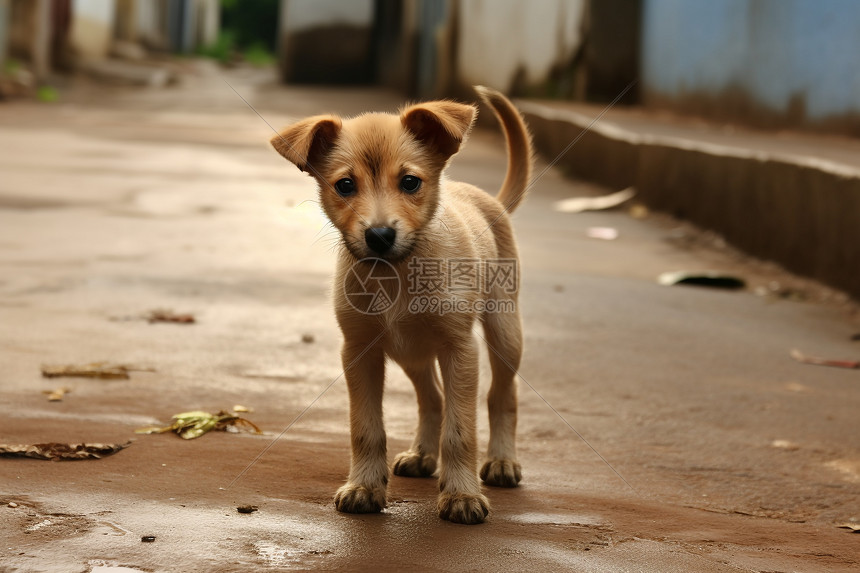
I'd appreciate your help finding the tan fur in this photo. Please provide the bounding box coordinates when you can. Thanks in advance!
[271,86,533,524]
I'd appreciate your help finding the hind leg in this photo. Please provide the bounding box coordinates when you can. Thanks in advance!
[480,310,523,487]
[392,362,443,477]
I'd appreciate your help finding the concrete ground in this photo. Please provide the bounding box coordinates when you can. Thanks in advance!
[1,63,859,572]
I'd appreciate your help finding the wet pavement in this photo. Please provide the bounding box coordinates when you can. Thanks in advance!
[1,63,859,572]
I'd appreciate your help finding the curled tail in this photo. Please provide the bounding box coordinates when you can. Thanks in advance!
[474,86,534,214]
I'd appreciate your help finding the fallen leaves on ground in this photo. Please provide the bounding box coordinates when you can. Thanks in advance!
[0,442,130,461]
[791,349,860,369]
[136,411,262,440]
[109,309,196,323]
[586,227,619,240]
[554,187,636,213]
[42,387,71,401]
[146,309,196,324]
[41,362,153,380]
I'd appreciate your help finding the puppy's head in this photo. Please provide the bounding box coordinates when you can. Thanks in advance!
[271,100,476,260]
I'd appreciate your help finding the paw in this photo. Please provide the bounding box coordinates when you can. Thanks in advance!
[437,492,489,525]
[480,459,522,487]
[333,483,386,514]
[392,450,437,477]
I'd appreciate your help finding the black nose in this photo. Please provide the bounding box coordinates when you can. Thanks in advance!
[365,227,397,254]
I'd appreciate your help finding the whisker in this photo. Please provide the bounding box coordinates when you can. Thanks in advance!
[312,224,340,248]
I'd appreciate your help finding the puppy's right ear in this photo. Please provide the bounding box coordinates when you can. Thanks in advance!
[270,115,342,173]
[400,101,476,160]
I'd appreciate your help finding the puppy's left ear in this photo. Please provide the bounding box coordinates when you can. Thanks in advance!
[270,115,342,173]
[400,101,476,160]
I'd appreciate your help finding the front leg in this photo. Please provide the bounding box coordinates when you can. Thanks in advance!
[392,362,442,478]
[334,340,388,513]
[436,336,489,524]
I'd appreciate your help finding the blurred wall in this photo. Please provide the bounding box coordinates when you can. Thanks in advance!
[135,0,170,50]
[373,0,418,94]
[456,0,586,95]
[642,0,860,134]
[0,0,7,69]
[195,0,218,49]
[68,0,217,58]
[70,0,115,60]
[277,0,375,84]
[273,0,642,101]
[585,0,640,103]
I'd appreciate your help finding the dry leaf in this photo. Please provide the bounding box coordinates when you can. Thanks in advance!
[146,309,195,324]
[41,362,154,379]
[136,410,262,440]
[0,442,130,461]
[42,387,71,402]
[554,187,636,213]
[42,362,131,379]
[837,523,860,532]
[791,349,860,369]
[586,227,619,240]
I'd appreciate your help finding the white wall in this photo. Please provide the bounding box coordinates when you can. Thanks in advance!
[280,0,373,34]
[71,0,116,60]
[195,0,219,48]
[457,0,586,91]
[135,0,164,49]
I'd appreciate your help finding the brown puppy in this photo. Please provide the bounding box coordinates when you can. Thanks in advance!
[271,86,532,524]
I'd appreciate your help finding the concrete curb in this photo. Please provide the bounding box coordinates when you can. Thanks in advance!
[518,101,860,301]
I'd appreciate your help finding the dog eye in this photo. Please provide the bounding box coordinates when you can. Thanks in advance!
[399,175,422,194]
[334,178,356,197]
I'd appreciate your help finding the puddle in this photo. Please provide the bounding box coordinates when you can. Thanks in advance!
[90,565,148,573]
[26,519,53,532]
[254,541,302,566]
[253,540,333,567]
[508,512,607,527]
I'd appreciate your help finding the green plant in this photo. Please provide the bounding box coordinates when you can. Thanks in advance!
[4,58,20,76]
[198,30,235,63]
[242,42,275,67]
[36,85,58,103]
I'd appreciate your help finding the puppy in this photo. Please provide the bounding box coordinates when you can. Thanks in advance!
[270,86,532,524]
